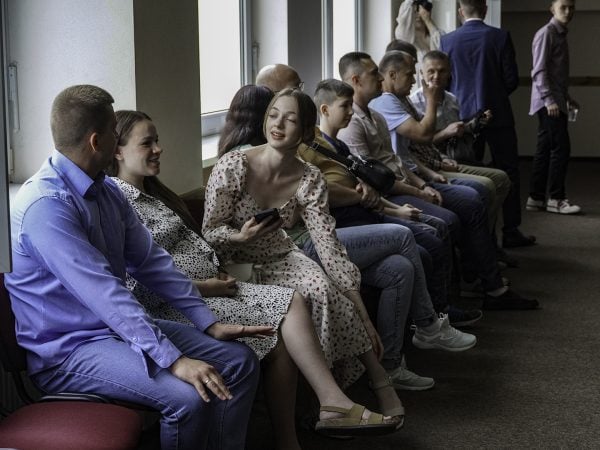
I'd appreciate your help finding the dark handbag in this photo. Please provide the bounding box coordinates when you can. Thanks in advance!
[309,142,396,194]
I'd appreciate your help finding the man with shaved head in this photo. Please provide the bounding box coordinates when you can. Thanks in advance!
[255,63,303,92]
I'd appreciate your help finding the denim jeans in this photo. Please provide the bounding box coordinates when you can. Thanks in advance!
[33,320,260,450]
[431,181,503,291]
[443,166,511,233]
[302,224,436,370]
[330,204,451,312]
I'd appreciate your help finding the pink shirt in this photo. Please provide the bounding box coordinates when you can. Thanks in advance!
[530,17,570,115]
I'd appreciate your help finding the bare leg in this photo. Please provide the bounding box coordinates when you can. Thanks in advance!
[262,340,302,450]
[263,292,398,449]
[358,350,405,418]
[279,293,356,413]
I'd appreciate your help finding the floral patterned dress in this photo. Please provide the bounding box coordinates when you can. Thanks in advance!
[202,150,371,386]
[112,177,294,360]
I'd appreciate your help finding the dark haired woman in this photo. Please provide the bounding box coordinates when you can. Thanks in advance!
[217,84,274,157]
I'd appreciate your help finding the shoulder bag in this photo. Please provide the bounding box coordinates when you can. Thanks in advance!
[309,141,396,194]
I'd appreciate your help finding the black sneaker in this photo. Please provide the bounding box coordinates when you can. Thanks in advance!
[483,289,539,310]
[496,248,519,268]
[448,306,483,327]
[502,230,536,248]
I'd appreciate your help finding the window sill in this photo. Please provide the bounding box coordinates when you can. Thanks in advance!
[202,134,220,168]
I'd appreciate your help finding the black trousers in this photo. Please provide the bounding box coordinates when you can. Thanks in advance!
[529,109,571,201]
[473,126,522,233]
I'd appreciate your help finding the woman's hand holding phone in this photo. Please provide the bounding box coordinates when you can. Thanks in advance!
[229,208,283,244]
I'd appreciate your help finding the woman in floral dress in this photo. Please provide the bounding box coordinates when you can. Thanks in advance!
[202,89,405,419]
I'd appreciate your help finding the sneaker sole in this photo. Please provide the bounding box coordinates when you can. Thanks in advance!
[412,337,477,352]
[546,208,581,215]
[391,380,435,391]
[526,205,545,211]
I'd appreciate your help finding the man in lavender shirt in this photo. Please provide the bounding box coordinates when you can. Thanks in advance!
[4,85,271,450]
[527,0,580,215]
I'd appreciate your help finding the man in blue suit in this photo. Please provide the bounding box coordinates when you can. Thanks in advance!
[441,0,536,249]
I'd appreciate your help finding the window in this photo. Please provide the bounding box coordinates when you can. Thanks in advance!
[332,0,359,79]
[199,0,241,118]
[199,0,251,165]
[322,0,361,80]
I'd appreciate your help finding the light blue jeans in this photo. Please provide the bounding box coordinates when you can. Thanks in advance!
[33,320,260,450]
[302,224,437,370]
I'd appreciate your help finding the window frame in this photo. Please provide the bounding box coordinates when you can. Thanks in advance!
[321,0,363,80]
[1,0,12,273]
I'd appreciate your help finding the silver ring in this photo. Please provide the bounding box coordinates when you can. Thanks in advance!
[204,378,211,384]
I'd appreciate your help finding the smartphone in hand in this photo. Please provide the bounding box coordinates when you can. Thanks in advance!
[254,208,280,225]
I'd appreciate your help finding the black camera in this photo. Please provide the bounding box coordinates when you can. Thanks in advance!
[413,0,433,12]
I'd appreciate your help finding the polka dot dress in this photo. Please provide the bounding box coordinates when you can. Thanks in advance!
[113,177,293,360]
[202,150,372,387]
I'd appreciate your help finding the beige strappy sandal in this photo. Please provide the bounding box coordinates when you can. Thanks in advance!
[315,403,401,436]
[370,376,406,429]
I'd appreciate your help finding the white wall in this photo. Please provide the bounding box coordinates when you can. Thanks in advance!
[7,0,136,183]
[252,0,288,75]
[288,0,322,95]
[134,0,203,193]
[364,0,397,63]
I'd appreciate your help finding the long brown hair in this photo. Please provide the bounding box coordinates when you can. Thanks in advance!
[110,110,203,236]
[217,85,274,158]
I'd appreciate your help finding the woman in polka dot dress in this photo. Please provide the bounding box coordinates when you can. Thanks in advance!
[203,89,405,419]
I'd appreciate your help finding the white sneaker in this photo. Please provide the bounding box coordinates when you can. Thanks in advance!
[412,313,477,352]
[546,198,581,215]
[526,196,545,211]
[386,365,435,391]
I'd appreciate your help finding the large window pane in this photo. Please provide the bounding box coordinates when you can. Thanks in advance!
[199,0,241,114]
[332,0,356,79]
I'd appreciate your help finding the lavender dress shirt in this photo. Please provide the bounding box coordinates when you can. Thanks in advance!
[530,17,570,115]
[5,150,218,376]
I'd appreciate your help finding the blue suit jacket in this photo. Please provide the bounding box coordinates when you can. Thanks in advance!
[441,20,519,128]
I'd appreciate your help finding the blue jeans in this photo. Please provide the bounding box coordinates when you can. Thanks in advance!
[33,320,260,450]
[302,224,436,370]
[431,181,503,291]
[389,195,460,243]
[330,205,451,311]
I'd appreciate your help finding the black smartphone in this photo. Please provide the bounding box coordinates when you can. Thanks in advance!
[254,208,280,224]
